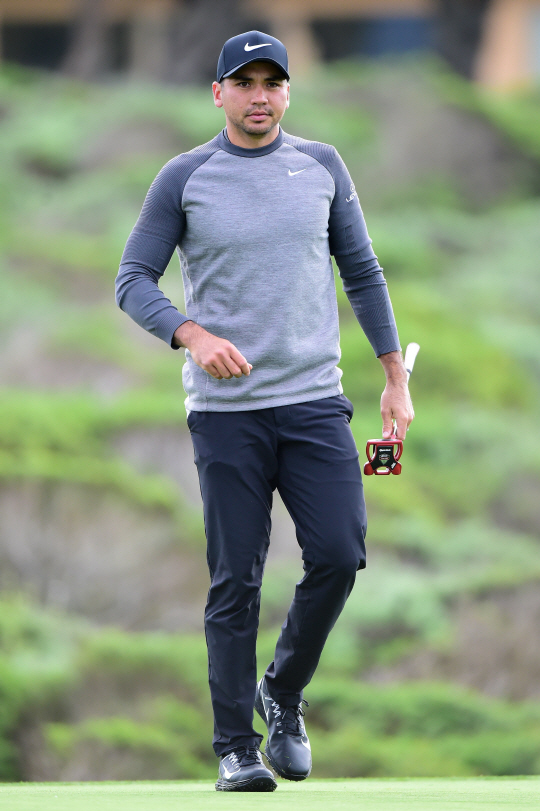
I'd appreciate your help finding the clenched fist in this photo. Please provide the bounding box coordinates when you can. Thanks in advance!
[174,321,252,380]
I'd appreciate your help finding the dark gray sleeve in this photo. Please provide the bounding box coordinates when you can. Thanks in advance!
[328,149,401,358]
[115,152,205,349]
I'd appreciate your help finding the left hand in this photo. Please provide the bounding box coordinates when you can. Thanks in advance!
[378,351,415,441]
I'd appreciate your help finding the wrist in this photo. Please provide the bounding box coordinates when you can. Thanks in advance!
[173,320,199,349]
[379,351,407,383]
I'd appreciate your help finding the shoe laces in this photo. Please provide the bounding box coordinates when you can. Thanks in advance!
[228,746,262,767]
[274,699,309,736]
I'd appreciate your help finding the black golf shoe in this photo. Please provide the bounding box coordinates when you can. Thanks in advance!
[215,745,277,792]
[255,677,312,781]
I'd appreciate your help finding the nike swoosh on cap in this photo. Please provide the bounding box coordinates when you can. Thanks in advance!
[288,169,307,176]
[245,42,272,51]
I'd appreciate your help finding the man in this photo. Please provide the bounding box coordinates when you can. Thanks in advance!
[116,30,414,792]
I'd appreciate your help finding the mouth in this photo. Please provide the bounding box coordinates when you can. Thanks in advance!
[247,111,271,122]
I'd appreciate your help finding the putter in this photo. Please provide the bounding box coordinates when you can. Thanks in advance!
[364,342,420,476]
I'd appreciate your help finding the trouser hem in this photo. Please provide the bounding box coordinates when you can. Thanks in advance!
[214,735,264,758]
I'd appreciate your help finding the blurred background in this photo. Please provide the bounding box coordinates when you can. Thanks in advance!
[0,0,540,783]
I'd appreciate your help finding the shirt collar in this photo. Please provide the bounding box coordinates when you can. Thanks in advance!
[217,127,284,157]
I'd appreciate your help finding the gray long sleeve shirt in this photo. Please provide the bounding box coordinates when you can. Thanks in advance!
[116,128,400,411]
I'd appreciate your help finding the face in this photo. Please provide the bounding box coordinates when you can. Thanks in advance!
[213,61,290,143]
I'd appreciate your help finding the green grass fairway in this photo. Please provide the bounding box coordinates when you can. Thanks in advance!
[1,778,538,811]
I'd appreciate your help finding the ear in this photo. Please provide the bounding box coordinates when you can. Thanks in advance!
[212,81,223,109]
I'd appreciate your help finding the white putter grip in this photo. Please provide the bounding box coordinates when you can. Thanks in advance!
[391,343,419,436]
[404,342,420,383]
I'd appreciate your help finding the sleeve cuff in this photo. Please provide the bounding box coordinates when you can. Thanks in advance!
[155,310,192,350]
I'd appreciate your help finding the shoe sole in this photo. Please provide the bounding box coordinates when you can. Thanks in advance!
[215,775,277,792]
[265,747,310,782]
[255,682,310,782]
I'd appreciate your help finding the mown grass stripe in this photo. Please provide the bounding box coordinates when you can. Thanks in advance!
[1,778,539,811]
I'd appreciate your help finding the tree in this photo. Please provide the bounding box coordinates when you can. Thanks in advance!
[166,0,247,85]
[62,0,109,80]
[435,0,493,78]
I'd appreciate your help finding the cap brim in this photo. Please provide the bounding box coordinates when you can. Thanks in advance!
[220,58,289,81]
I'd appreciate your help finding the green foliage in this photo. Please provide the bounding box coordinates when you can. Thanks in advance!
[45,716,214,779]
[285,69,375,154]
[434,68,540,164]
[305,681,540,777]
[0,598,86,779]
[2,598,540,779]
[78,628,209,702]
[2,62,540,780]
[0,390,202,536]
[0,598,216,780]
[0,662,26,779]
[309,680,522,737]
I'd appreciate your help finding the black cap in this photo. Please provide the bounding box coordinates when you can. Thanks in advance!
[217,30,289,82]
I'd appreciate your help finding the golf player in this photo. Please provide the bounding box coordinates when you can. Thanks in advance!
[116,30,414,792]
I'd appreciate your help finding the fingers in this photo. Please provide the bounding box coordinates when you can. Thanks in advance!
[392,404,415,440]
[380,394,395,438]
[212,356,242,379]
[208,365,223,380]
[196,343,252,380]
[381,415,394,439]
[387,407,413,440]
[380,384,414,441]
[184,325,252,380]
[211,351,251,380]
[229,347,252,378]
[382,416,407,441]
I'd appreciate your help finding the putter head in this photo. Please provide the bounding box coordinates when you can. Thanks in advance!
[365,437,403,475]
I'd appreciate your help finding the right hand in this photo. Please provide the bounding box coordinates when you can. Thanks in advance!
[173,321,252,380]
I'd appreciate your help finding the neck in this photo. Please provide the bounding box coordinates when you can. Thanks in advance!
[225,121,280,149]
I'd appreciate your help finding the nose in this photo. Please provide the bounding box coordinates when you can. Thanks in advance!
[251,83,268,104]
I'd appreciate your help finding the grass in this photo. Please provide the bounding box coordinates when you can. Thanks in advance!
[1,778,539,810]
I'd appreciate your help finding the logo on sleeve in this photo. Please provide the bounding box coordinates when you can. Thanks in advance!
[346,183,358,203]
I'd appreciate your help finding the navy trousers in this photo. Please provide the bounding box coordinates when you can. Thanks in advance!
[187,394,367,756]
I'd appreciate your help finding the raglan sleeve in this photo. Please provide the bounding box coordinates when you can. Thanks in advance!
[328,148,401,357]
[115,157,190,349]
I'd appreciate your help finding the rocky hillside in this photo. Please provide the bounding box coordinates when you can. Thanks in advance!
[1,60,540,779]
